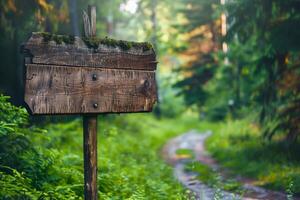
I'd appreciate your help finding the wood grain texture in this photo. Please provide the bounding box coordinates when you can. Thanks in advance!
[24,64,157,114]
[22,33,157,71]
[83,115,98,200]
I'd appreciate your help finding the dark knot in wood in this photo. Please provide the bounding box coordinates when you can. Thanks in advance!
[141,79,151,97]
[144,79,150,88]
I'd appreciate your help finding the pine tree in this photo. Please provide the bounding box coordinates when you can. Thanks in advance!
[174,0,222,112]
[226,0,300,141]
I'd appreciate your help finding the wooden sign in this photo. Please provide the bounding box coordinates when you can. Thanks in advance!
[22,32,157,115]
[21,6,157,200]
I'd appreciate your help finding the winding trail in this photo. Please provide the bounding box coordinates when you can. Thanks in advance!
[162,130,296,200]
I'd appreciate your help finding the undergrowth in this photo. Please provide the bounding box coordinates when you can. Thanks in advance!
[0,94,202,199]
[185,161,244,194]
[206,119,300,195]
[2,94,299,198]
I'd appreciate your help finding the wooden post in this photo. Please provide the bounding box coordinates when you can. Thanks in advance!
[83,115,98,200]
[83,5,98,200]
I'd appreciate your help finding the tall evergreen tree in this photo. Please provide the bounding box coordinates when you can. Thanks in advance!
[174,0,222,113]
[226,0,300,141]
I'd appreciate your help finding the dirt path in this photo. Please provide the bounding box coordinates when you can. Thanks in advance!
[162,130,294,200]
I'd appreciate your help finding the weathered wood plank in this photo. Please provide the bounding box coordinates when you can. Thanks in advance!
[30,51,157,70]
[24,64,157,114]
[22,32,157,70]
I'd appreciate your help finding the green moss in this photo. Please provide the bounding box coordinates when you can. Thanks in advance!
[40,32,52,42]
[117,40,132,50]
[38,32,153,51]
[140,42,154,51]
[39,32,75,45]
[63,35,75,44]
[82,37,101,49]
[82,36,153,51]
[100,37,118,47]
[52,35,63,44]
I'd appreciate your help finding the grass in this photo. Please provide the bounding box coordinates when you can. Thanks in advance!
[3,91,300,199]
[175,148,195,159]
[205,119,300,196]
[184,161,243,194]
[43,112,206,199]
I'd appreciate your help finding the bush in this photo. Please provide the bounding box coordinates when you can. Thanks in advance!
[0,94,200,199]
[0,95,83,199]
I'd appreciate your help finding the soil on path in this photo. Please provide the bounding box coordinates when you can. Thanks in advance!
[162,130,297,200]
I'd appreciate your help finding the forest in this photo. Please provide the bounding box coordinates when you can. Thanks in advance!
[0,0,300,199]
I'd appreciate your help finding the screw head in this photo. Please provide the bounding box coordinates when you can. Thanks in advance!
[93,103,98,108]
[92,74,97,81]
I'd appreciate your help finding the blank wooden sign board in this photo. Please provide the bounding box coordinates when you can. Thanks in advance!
[21,6,157,200]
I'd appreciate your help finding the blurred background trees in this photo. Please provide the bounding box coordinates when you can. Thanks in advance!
[225,0,300,142]
[174,0,300,142]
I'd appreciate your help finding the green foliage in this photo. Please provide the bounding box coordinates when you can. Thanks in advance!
[286,179,294,200]
[174,60,216,107]
[0,95,28,133]
[174,0,300,142]
[176,148,195,159]
[185,162,243,193]
[0,94,209,199]
[0,167,40,200]
[206,118,300,194]
[223,0,300,141]
[96,113,205,199]
[174,0,221,111]
[0,95,83,199]
[157,73,186,118]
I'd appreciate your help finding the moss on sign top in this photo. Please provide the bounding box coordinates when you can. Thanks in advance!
[40,32,75,45]
[82,36,153,51]
[37,32,153,51]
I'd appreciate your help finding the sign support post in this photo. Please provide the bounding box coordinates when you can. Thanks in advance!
[83,115,98,200]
